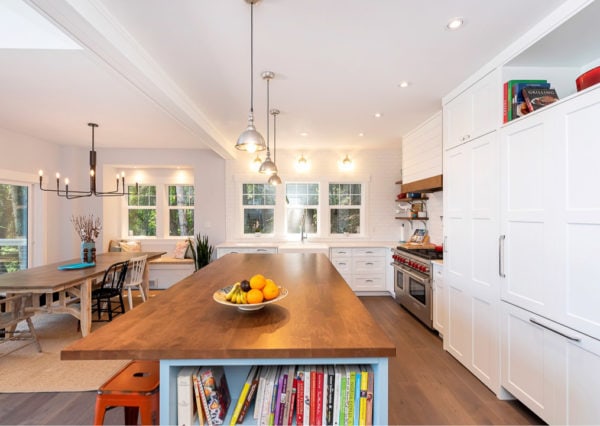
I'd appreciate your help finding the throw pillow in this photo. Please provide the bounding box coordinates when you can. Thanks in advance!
[173,241,189,259]
[120,241,141,252]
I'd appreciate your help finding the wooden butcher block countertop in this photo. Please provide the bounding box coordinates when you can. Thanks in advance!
[61,253,396,361]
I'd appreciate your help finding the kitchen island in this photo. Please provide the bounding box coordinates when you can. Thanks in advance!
[62,253,396,424]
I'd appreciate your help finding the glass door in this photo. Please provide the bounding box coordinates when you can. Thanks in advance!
[0,183,29,274]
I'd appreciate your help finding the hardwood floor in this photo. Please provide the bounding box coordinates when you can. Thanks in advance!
[0,294,544,425]
[360,296,544,425]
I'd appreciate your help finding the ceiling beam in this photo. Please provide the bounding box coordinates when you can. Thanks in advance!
[25,0,238,160]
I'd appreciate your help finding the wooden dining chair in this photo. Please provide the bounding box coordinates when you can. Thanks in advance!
[123,255,148,310]
[92,260,129,321]
[0,293,42,352]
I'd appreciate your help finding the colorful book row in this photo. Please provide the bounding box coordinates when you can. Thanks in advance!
[503,79,559,123]
[177,364,375,426]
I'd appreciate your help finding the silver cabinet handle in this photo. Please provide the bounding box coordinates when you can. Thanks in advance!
[529,318,581,342]
[365,262,374,266]
[499,235,506,278]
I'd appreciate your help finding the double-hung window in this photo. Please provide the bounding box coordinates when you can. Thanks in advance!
[242,184,275,234]
[0,183,28,273]
[329,183,362,234]
[168,185,194,237]
[286,183,319,235]
[127,185,157,237]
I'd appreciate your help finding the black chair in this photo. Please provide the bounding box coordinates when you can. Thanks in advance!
[92,260,129,321]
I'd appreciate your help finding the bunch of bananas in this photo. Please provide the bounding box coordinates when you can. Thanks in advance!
[225,282,247,304]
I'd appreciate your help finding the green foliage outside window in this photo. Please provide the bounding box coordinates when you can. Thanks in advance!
[168,185,194,237]
[0,183,28,273]
[329,183,361,234]
[285,183,319,234]
[243,184,275,234]
[128,185,157,236]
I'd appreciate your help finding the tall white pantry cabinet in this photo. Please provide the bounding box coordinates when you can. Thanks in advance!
[442,0,600,424]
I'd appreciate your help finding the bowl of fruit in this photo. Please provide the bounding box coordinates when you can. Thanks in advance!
[213,274,288,311]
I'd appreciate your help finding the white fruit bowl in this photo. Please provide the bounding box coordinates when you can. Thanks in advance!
[212,285,288,311]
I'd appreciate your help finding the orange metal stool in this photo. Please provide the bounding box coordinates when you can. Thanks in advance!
[94,360,160,425]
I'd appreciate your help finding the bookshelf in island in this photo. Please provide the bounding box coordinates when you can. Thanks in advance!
[61,252,396,425]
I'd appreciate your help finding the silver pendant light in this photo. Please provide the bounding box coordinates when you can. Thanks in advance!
[259,71,278,175]
[268,109,283,186]
[235,0,266,153]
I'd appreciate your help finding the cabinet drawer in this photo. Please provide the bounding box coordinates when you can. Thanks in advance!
[352,275,386,291]
[352,247,387,257]
[331,259,352,274]
[330,248,352,258]
[353,257,385,274]
[247,247,277,254]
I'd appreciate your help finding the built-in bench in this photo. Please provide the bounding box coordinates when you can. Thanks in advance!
[107,240,195,289]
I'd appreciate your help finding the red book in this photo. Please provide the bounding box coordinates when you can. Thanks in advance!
[314,366,324,426]
[295,368,305,425]
[309,366,317,426]
[287,378,298,426]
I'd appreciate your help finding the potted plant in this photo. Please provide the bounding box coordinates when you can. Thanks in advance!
[187,233,214,271]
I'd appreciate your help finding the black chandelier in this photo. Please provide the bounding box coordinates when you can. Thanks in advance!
[38,123,138,199]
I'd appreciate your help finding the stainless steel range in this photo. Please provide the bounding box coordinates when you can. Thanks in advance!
[391,246,442,329]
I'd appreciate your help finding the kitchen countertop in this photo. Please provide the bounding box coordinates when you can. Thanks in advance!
[61,253,396,360]
[216,240,398,249]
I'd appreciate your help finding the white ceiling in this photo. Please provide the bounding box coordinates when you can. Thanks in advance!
[0,0,571,159]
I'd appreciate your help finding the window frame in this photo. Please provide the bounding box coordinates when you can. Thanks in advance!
[166,184,195,238]
[240,182,276,237]
[327,182,365,236]
[120,172,196,239]
[284,182,320,237]
[0,171,34,270]
[125,184,158,238]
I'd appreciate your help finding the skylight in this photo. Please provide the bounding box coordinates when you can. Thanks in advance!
[0,0,81,50]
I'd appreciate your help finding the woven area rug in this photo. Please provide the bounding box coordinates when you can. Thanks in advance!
[0,313,130,393]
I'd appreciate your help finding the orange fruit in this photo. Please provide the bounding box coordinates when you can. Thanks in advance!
[249,274,267,290]
[247,288,264,304]
[262,282,280,301]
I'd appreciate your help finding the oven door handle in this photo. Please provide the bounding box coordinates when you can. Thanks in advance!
[400,267,429,284]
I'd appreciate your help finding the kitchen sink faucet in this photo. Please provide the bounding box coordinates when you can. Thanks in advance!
[300,209,307,243]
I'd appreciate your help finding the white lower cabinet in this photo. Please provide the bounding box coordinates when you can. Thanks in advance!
[216,246,277,258]
[330,247,387,293]
[501,301,600,425]
[148,262,195,289]
[432,261,445,337]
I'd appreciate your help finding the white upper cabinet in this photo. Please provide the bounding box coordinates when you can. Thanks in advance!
[443,70,501,150]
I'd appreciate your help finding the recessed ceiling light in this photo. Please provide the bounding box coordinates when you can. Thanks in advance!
[300,132,308,137]
[446,17,464,30]
[398,81,410,88]
[374,113,382,118]
[358,132,364,137]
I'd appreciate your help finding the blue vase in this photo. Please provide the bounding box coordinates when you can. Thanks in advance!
[81,242,96,263]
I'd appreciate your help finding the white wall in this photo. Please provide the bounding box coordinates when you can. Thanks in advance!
[224,148,409,242]
[0,126,226,263]
[99,147,226,250]
[0,127,66,264]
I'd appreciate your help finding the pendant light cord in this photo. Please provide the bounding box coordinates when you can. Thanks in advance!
[250,2,254,114]
[266,77,270,151]
[272,112,277,162]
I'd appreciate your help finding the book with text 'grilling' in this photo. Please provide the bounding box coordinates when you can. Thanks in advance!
[522,87,559,113]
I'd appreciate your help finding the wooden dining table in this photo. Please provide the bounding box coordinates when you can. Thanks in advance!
[0,251,164,336]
